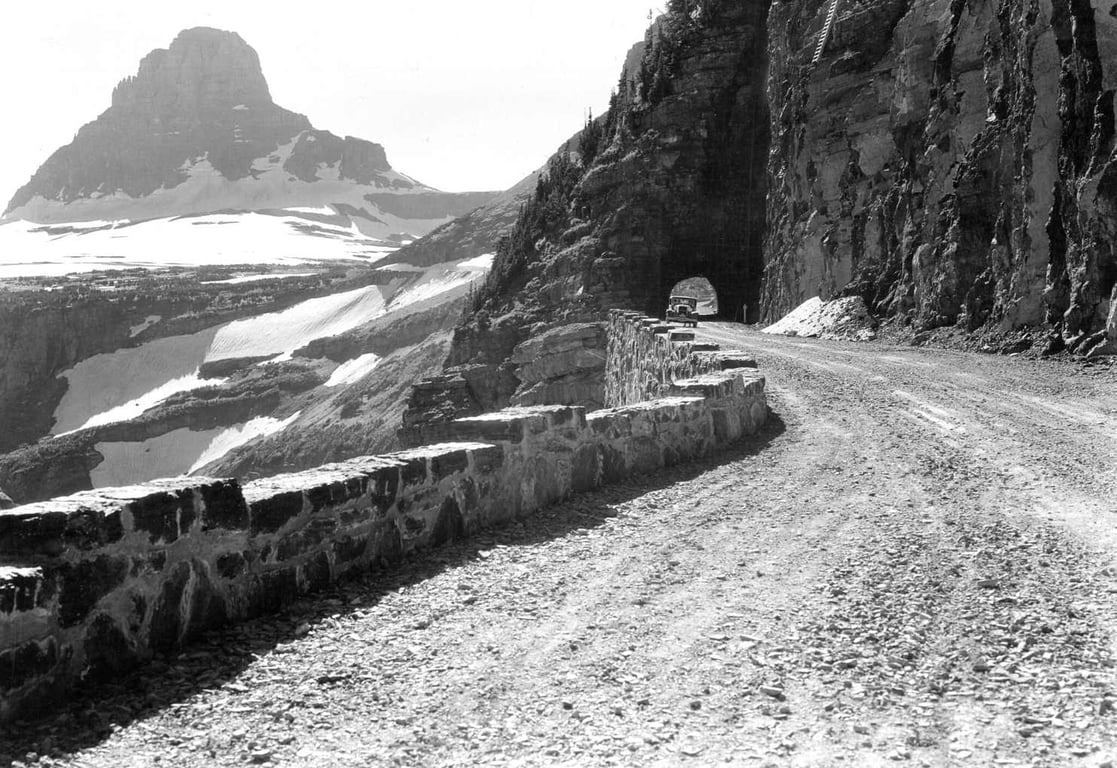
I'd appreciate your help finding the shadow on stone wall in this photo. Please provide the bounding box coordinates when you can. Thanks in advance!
[0,414,784,758]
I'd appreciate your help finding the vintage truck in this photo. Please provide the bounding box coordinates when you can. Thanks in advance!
[666,295,699,327]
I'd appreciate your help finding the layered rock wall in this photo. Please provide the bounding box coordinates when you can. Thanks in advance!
[764,0,1117,350]
[0,355,766,722]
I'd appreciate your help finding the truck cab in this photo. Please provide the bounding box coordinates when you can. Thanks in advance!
[666,295,699,327]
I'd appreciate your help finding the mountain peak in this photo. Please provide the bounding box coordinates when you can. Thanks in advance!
[110,27,273,118]
[3,27,500,231]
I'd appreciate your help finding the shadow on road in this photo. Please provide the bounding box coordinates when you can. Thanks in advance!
[0,413,786,764]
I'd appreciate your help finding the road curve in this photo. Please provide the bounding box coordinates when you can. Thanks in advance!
[4,325,1117,767]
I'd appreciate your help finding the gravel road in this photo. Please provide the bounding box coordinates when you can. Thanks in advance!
[4,325,1117,767]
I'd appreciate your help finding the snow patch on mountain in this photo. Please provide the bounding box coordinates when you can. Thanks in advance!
[458,253,495,270]
[48,253,489,439]
[205,285,387,362]
[384,267,479,312]
[325,353,382,388]
[89,410,299,487]
[51,329,219,435]
[188,412,300,473]
[61,371,219,436]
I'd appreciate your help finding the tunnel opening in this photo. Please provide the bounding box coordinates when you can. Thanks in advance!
[657,223,766,323]
[645,2,770,324]
[668,277,719,317]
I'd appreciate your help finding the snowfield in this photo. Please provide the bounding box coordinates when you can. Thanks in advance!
[92,428,228,488]
[0,213,398,278]
[188,413,301,474]
[457,253,495,270]
[383,267,478,312]
[88,411,300,486]
[5,138,433,227]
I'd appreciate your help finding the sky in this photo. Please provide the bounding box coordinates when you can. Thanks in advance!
[0,1,657,202]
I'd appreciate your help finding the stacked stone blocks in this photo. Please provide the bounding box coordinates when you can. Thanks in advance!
[0,310,766,722]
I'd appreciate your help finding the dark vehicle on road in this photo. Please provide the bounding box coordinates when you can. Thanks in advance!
[666,295,699,326]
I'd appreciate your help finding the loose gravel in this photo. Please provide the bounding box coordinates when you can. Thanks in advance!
[3,326,1117,767]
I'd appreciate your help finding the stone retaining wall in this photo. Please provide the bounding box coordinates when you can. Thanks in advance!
[604,310,759,407]
[0,314,766,723]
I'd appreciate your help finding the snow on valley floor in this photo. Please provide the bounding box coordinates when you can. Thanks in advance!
[0,212,399,278]
[201,272,317,285]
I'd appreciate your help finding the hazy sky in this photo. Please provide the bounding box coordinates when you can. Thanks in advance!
[0,1,656,202]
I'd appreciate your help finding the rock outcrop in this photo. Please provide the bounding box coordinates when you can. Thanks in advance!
[407,0,1117,422]
[763,0,1117,351]
[0,488,14,510]
[402,2,773,435]
[508,323,607,410]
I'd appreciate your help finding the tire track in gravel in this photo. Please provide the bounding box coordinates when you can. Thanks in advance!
[5,326,1117,767]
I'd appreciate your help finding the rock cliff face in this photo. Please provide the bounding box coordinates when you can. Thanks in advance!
[406,0,1117,442]
[456,2,770,332]
[423,0,1117,387]
[764,0,1117,354]
[401,2,773,435]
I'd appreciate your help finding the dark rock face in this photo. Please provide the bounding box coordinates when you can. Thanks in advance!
[460,4,770,334]
[763,0,1117,346]
[0,488,14,510]
[403,3,772,433]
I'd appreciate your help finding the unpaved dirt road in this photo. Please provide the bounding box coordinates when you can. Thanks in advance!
[4,325,1117,767]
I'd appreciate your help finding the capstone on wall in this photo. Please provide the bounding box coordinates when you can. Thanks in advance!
[605,310,759,407]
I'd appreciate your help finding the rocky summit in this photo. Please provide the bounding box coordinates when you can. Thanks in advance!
[4,27,496,227]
